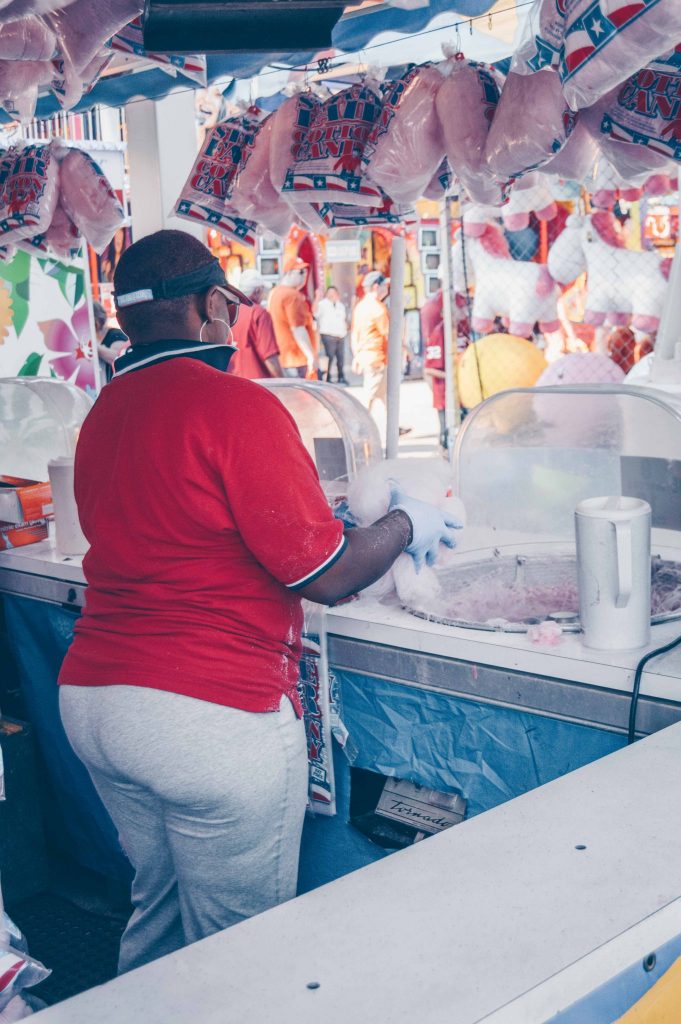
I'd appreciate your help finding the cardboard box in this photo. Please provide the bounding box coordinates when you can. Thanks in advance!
[375,778,467,835]
[0,520,49,551]
[0,476,52,526]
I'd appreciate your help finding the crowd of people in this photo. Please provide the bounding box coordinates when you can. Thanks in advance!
[96,253,412,439]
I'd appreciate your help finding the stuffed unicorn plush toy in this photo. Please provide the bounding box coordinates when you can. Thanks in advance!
[453,206,560,337]
[548,211,670,333]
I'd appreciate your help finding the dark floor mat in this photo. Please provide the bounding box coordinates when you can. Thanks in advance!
[7,892,126,1005]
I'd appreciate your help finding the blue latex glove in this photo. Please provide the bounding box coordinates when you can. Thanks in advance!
[389,483,463,572]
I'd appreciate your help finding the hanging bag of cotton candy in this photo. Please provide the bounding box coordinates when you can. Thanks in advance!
[230,111,298,238]
[173,115,258,247]
[581,52,681,184]
[279,84,384,209]
[362,64,446,204]
[559,0,681,111]
[0,143,61,246]
[57,147,125,253]
[435,51,506,206]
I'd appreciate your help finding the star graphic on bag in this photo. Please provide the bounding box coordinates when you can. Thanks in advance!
[589,17,604,37]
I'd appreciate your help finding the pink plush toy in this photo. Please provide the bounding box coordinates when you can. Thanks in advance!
[548,211,670,333]
[436,55,506,205]
[363,64,445,205]
[501,175,558,231]
[454,208,560,336]
[560,0,681,110]
[486,69,576,180]
[58,148,125,253]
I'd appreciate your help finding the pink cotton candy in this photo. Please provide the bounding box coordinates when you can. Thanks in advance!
[232,113,295,237]
[45,196,80,259]
[363,64,445,205]
[560,0,681,111]
[527,620,563,646]
[486,69,576,180]
[435,57,506,206]
[542,120,597,180]
[0,15,55,60]
[48,0,141,74]
[0,58,52,119]
[423,158,454,200]
[59,148,124,253]
[0,0,73,17]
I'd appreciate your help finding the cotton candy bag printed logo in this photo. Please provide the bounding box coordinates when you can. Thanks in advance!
[597,48,681,162]
[174,116,258,246]
[314,196,416,228]
[0,145,57,242]
[559,0,681,109]
[282,85,383,207]
[298,641,336,815]
[512,0,566,74]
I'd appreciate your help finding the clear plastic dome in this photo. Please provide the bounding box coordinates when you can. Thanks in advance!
[259,380,382,495]
[0,377,93,482]
[455,385,681,542]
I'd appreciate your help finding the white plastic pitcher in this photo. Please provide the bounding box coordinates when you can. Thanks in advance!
[47,456,88,556]
[575,496,651,651]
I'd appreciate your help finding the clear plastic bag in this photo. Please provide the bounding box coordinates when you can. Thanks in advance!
[0,16,56,61]
[560,0,681,110]
[0,143,60,242]
[363,64,445,205]
[436,55,506,206]
[58,147,125,253]
[486,69,576,180]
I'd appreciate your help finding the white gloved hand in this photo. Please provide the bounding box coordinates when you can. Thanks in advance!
[389,482,463,572]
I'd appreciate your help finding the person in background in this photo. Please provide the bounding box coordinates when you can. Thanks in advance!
[421,290,448,453]
[94,300,128,384]
[58,229,460,976]
[315,285,348,384]
[229,269,283,379]
[352,270,390,419]
[268,257,320,379]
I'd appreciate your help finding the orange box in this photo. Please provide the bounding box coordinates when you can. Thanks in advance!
[0,519,49,551]
[0,477,52,526]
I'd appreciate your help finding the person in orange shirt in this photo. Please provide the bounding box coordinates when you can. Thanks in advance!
[268,257,320,378]
[351,270,390,418]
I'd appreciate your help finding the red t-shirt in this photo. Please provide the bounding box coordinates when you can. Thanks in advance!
[59,356,345,714]
[425,323,446,411]
[229,305,280,379]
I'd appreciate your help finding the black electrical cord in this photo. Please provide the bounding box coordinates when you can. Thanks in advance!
[628,633,681,744]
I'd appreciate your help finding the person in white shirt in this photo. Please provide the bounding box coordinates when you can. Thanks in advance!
[315,286,349,384]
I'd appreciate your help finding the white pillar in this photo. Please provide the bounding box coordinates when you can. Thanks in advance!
[126,90,202,240]
[385,234,406,460]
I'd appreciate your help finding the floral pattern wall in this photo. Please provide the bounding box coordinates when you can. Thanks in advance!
[0,250,99,398]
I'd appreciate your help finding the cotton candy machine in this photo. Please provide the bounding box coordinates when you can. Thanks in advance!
[405,545,681,633]
[406,385,681,633]
[259,379,381,497]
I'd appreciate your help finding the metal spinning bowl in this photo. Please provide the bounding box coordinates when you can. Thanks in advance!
[404,553,681,634]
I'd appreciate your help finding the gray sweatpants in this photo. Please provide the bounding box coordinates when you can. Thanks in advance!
[59,684,308,975]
